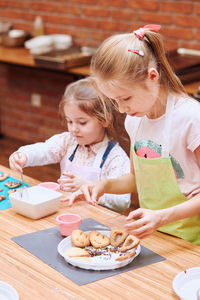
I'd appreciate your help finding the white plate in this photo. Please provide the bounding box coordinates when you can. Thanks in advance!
[173,267,200,300]
[0,282,19,300]
[57,230,141,271]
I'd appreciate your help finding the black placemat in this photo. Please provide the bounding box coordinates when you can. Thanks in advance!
[11,218,165,286]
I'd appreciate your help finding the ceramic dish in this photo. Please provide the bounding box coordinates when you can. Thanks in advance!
[57,230,141,271]
[9,185,62,219]
[173,267,200,300]
[0,281,19,300]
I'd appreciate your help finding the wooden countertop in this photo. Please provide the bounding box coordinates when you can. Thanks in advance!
[0,46,199,92]
[1,164,200,300]
[0,45,90,76]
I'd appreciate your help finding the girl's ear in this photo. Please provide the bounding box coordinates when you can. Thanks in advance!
[148,67,159,82]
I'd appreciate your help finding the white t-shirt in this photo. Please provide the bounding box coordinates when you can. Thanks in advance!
[125,95,200,199]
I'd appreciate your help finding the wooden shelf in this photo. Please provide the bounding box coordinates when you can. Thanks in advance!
[0,45,90,76]
[0,46,199,90]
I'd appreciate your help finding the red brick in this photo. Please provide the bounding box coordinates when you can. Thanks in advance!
[163,39,178,51]
[162,27,194,40]
[111,10,138,21]
[0,0,30,9]
[196,29,200,41]
[70,0,97,4]
[141,13,172,24]
[128,0,158,11]
[179,41,200,50]
[73,17,99,29]
[160,1,193,14]
[195,3,200,15]
[174,16,200,27]
[98,20,129,32]
[82,7,110,18]
[44,15,72,26]
[98,0,126,7]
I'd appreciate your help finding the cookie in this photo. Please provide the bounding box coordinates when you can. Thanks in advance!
[89,230,110,249]
[71,230,90,248]
[121,235,140,252]
[4,181,21,189]
[115,251,136,261]
[64,247,90,257]
[110,229,128,247]
[0,195,5,201]
[71,256,91,262]
[0,173,8,181]
[8,189,18,195]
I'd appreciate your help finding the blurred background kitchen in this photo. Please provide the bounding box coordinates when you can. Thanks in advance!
[0,0,200,181]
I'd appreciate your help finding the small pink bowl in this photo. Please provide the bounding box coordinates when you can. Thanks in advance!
[38,182,60,191]
[56,213,82,236]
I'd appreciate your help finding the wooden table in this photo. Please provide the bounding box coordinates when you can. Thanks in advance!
[0,164,200,300]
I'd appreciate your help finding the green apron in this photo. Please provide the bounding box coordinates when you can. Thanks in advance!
[132,96,200,245]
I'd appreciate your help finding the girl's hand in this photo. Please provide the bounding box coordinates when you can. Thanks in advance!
[80,180,106,206]
[60,189,84,205]
[9,152,27,173]
[58,172,91,193]
[124,208,163,239]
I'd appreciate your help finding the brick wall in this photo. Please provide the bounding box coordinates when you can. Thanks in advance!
[0,0,199,152]
[0,63,74,142]
[0,0,200,50]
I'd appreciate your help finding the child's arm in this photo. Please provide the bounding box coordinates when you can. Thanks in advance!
[124,145,200,239]
[9,132,68,168]
[9,152,27,173]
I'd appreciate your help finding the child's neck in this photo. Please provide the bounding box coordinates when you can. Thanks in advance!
[147,89,169,119]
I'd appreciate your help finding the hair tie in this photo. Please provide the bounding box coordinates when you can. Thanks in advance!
[134,24,161,40]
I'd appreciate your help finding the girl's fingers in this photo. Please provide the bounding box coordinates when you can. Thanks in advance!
[81,185,95,205]
[126,209,143,221]
[69,194,76,206]
[124,218,146,231]
[62,172,74,179]
[58,178,73,184]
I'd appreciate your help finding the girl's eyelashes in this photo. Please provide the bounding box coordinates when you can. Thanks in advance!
[122,96,131,101]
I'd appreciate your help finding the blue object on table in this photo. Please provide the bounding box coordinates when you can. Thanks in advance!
[0,172,30,211]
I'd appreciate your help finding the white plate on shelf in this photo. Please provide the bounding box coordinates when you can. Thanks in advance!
[0,282,19,300]
[57,230,141,271]
[173,267,200,300]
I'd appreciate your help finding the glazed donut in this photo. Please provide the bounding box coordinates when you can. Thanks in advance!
[71,230,90,248]
[121,235,140,252]
[89,231,110,248]
[110,229,128,247]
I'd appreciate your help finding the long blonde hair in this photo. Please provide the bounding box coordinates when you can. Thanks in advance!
[91,28,185,94]
[59,77,117,140]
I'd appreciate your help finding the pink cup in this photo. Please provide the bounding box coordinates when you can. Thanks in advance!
[38,182,60,191]
[56,213,82,236]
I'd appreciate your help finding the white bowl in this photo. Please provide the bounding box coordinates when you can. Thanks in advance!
[9,186,62,219]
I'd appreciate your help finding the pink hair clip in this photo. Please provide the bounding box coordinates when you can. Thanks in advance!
[134,24,161,40]
[128,49,144,57]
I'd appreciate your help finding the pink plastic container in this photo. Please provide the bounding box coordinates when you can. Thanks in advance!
[38,182,60,191]
[56,213,82,236]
